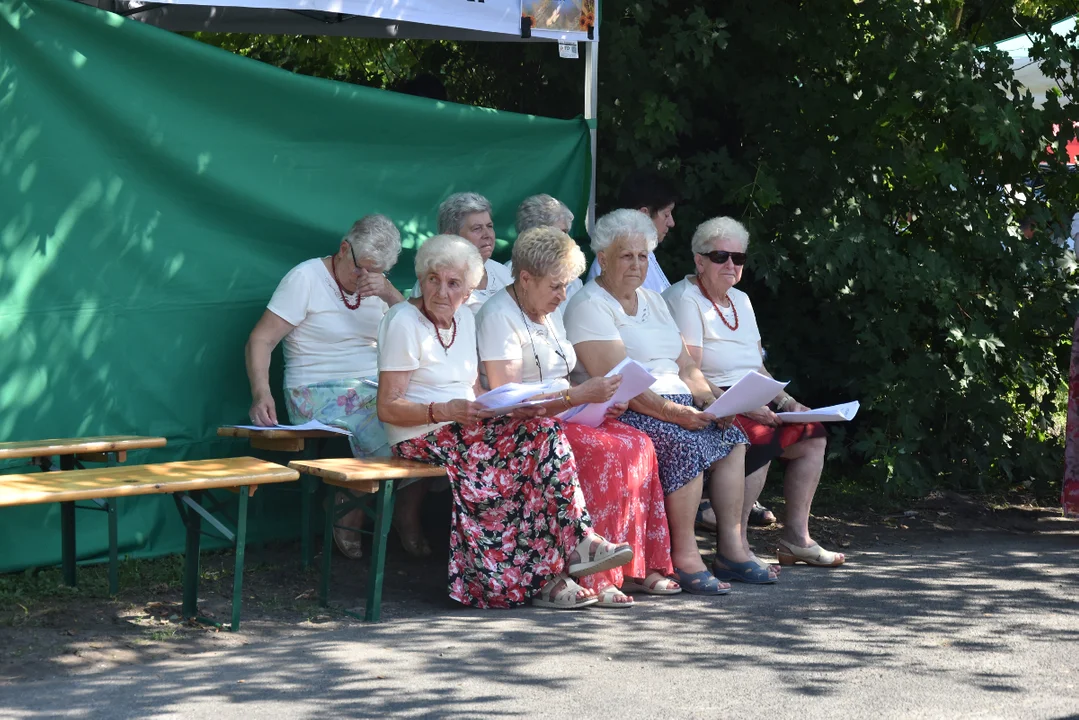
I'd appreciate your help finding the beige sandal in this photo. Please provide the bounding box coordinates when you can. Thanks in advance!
[621,571,682,595]
[593,584,635,609]
[532,574,598,610]
[568,535,633,577]
[777,539,846,567]
[333,498,364,560]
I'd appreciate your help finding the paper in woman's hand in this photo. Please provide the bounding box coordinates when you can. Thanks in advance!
[559,359,657,428]
[474,381,564,417]
[703,371,788,419]
[777,401,860,423]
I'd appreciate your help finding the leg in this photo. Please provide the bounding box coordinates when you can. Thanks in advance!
[364,480,396,622]
[231,488,249,631]
[60,501,77,587]
[780,436,827,547]
[181,491,203,619]
[708,444,751,564]
[664,473,707,573]
[741,463,769,553]
[392,480,430,557]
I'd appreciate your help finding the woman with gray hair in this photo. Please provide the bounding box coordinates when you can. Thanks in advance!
[504,194,584,305]
[411,192,513,313]
[664,217,843,568]
[477,226,679,607]
[379,233,633,610]
[564,209,770,594]
[245,214,404,559]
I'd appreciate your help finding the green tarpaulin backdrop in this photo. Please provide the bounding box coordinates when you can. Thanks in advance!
[0,0,591,572]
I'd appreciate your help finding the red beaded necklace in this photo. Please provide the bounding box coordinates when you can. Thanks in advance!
[696,277,739,331]
[420,300,457,353]
[330,256,362,310]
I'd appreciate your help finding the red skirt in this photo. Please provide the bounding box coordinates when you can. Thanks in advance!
[735,407,827,474]
[561,419,674,590]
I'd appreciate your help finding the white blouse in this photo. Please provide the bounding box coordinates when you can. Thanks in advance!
[476,287,575,391]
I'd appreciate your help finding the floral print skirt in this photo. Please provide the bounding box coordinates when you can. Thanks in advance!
[1064,318,1079,518]
[618,394,748,495]
[284,377,389,459]
[393,416,593,608]
[562,419,673,591]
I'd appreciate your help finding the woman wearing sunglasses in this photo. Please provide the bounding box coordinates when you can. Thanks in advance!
[664,217,845,570]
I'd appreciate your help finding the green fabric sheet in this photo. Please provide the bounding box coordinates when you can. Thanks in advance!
[0,0,591,572]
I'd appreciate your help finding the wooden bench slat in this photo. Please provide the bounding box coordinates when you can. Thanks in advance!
[0,436,167,460]
[288,457,447,485]
[217,427,343,440]
[0,457,298,507]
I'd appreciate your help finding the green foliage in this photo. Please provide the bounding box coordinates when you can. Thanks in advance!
[195,0,1079,501]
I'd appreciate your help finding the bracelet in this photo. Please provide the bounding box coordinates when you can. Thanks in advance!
[562,389,573,408]
[427,402,436,424]
[775,395,792,411]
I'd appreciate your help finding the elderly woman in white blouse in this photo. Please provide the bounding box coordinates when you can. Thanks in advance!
[478,227,679,607]
[664,217,844,568]
[411,192,513,314]
[245,214,404,559]
[564,210,772,593]
[505,194,584,304]
[377,233,633,610]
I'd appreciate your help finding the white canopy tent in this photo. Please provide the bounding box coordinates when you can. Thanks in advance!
[993,14,1075,107]
[73,0,601,227]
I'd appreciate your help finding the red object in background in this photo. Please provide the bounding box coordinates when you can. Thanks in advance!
[1049,122,1079,164]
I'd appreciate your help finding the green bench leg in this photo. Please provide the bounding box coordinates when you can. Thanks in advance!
[181,490,203,620]
[231,487,249,631]
[319,487,335,607]
[364,479,396,623]
[60,501,77,587]
[106,500,119,596]
[300,475,320,570]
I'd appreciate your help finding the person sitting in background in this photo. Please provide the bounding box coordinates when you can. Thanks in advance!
[378,233,633,610]
[505,194,584,305]
[586,169,677,293]
[245,214,404,560]
[664,216,844,568]
[566,209,770,593]
[411,192,513,314]
[479,226,679,607]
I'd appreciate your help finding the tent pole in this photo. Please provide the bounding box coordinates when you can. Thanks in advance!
[584,40,599,234]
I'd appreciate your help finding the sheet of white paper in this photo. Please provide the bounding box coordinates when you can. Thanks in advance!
[777,401,860,423]
[560,359,657,428]
[474,381,563,410]
[703,371,788,418]
[227,420,352,435]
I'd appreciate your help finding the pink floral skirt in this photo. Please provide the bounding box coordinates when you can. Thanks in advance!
[562,420,673,591]
[1063,317,1079,518]
[394,416,592,608]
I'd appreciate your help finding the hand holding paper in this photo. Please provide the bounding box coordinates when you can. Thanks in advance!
[560,358,657,428]
[703,371,789,419]
[474,381,564,417]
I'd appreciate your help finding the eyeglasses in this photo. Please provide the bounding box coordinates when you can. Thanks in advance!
[698,250,747,266]
[349,244,370,273]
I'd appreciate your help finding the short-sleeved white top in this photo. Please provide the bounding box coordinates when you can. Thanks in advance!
[377,301,478,445]
[563,280,690,395]
[503,259,583,310]
[663,277,762,388]
[585,251,671,293]
[411,258,513,315]
[266,258,390,389]
[476,287,575,391]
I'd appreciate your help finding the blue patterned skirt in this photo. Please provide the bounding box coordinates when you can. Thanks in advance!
[617,394,747,495]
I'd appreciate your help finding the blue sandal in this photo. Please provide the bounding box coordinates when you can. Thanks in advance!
[713,554,778,584]
[672,566,730,596]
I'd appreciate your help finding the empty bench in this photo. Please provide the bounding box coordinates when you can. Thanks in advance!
[0,457,298,630]
[288,457,447,622]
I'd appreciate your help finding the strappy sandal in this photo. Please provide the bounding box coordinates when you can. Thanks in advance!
[532,574,598,610]
[777,539,846,567]
[593,584,635,609]
[713,554,778,584]
[621,571,682,596]
[567,535,634,577]
[672,567,730,596]
[333,498,364,560]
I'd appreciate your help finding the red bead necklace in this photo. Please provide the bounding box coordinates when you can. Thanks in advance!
[420,300,457,353]
[696,277,739,331]
[331,256,362,310]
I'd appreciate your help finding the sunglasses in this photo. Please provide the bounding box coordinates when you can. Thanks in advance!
[698,250,747,266]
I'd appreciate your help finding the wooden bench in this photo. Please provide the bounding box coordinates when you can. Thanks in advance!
[0,435,169,592]
[0,457,298,630]
[288,457,447,622]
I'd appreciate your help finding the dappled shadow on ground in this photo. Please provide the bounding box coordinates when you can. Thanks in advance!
[0,512,1077,716]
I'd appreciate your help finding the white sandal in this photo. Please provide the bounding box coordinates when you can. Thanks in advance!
[621,571,682,596]
[593,584,635,609]
[567,535,634,577]
[776,539,846,567]
[532,574,598,610]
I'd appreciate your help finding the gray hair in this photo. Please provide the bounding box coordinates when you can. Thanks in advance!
[344,214,402,271]
[591,209,658,254]
[437,192,492,235]
[414,234,484,289]
[515,194,574,234]
[511,227,586,282]
[691,216,750,254]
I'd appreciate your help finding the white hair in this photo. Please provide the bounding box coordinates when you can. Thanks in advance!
[692,216,750,253]
[414,234,484,289]
[437,192,492,235]
[511,227,586,282]
[344,214,402,271]
[515,194,574,234]
[591,209,658,254]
